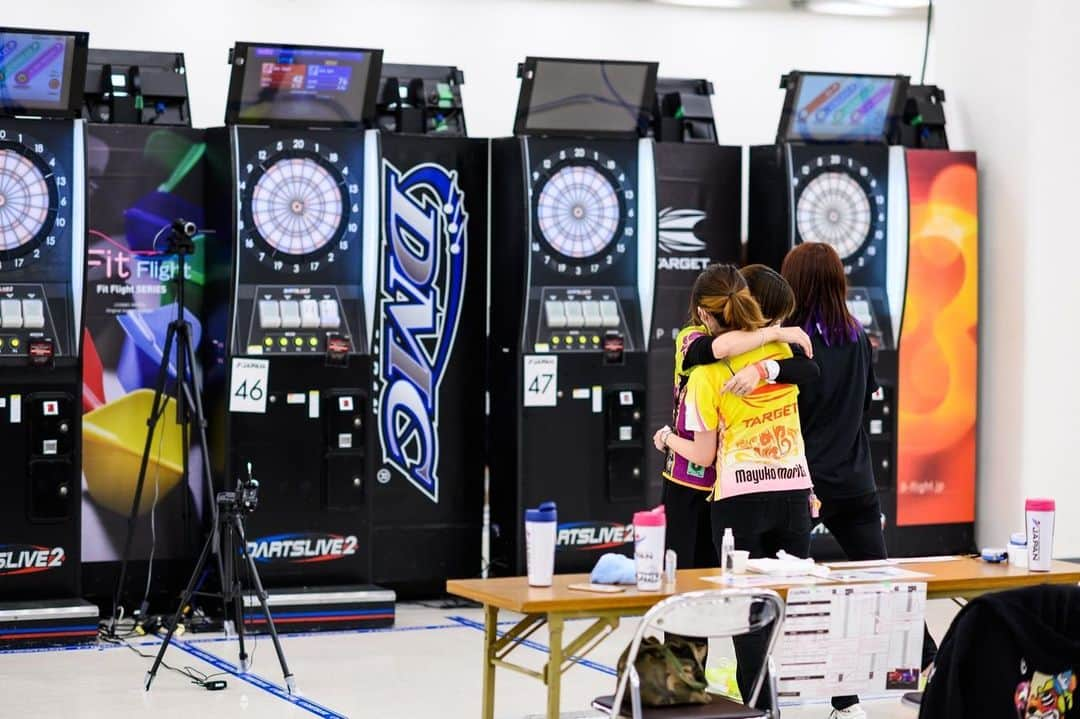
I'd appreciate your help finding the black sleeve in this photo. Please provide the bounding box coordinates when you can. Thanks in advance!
[682,334,720,373]
[863,332,880,412]
[774,348,821,386]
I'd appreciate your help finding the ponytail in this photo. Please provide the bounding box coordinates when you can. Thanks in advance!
[688,264,767,332]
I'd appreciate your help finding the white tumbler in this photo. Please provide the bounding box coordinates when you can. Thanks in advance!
[525,501,557,586]
[634,506,666,591]
[1026,498,1056,572]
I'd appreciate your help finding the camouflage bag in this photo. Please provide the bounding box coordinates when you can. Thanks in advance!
[616,635,711,706]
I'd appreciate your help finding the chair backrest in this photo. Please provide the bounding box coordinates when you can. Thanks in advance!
[606,589,786,718]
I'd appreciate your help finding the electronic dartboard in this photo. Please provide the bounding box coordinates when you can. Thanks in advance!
[531,147,631,276]
[238,139,360,275]
[0,129,70,272]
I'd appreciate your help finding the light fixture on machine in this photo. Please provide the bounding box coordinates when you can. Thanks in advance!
[793,153,885,272]
[0,130,69,270]
[239,137,360,275]
[531,146,632,276]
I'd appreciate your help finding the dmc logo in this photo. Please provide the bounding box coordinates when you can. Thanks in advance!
[556,522,634,551]
[0,544,66,576]
[246,533,358,564]
[658,208,707,254]
[376,161,468,503]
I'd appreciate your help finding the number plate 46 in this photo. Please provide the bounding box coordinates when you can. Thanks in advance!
[230,358,270,414]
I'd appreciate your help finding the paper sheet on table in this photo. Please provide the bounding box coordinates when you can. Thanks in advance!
[826,566,931,582]
[700,574,829,588]
[775,583,928,702]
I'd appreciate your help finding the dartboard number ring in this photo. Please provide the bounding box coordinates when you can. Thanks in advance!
[0,129,67,271]
[531,147,632,276]
[239,138,359,274]
[794,154,886,267]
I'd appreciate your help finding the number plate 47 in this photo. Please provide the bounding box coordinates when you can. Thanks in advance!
[523,355,557,407]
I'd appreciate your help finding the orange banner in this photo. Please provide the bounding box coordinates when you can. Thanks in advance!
[897,150,978,526]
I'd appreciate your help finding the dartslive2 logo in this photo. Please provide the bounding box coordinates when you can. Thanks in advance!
[0,544,66,576]
[247,533,358,564]
[556,522,634,551]
[376,161,468,503]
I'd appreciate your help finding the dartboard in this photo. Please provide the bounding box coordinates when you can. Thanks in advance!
[0,130,65,267]
[793,155,886,266]
[239,138,360,274]
[531,147,631,277]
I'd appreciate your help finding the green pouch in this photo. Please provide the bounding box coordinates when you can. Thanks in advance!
[616,635,711,707]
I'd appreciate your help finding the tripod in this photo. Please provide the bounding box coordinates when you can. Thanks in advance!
[108,219,218,635]
[146,476,294,692]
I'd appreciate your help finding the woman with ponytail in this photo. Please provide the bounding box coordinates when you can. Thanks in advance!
[653,263,814,712]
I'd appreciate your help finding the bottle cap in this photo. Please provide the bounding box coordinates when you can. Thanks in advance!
[1026,498,1056,511]
[634,504,666,527]
[723,527,734,538]
[1010,532,1027,546]
[525,501,557,523]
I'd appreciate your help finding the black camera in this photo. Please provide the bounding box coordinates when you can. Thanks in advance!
[218,462,260,514]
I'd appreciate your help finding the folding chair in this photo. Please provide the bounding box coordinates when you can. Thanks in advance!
[592,589,786,719]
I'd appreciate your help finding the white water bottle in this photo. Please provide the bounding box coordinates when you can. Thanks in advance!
[721,528,735,573]
[634,506,666,591]
[1026,498,1056,572]
[525,501,557,586]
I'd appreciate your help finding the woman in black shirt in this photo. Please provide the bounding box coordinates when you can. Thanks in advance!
[781,243,935,719]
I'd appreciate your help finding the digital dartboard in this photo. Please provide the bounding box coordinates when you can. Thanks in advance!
[238,138,361,275]
[794,154,885,267]
[0,129,67,269]
[531,147,632,276]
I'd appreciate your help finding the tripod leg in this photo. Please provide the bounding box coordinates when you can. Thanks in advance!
[222,517,250,671]
[232,514,296,694]
[110,323,178,636]
[146,521,216,691]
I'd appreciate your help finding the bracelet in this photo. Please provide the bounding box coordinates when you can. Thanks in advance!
[661,428,674,446]
[754,362,768,380]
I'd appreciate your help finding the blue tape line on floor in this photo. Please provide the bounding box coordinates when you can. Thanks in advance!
[448,615,618,676]
[171,638,349,719]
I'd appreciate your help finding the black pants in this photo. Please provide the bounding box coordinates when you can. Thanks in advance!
[819,492,939,710]
[711,490,812,712]
[662,480,716,569]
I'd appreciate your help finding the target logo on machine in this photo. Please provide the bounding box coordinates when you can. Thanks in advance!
[0,129,69,271]
[793,154,886,269]
[531,147,632,276]
[238,137,360,274]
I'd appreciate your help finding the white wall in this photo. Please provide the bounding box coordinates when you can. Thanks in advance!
[932,0,1080,557]
[9,0,924,141]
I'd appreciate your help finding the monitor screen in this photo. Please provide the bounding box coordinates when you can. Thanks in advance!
[226,43,382,126]
[515,58,657,137]
[784,73,903,143]
[0,28,88,116]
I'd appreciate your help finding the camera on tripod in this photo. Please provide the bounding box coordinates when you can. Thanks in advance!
[218,462,260,514]
[166,217,198,255]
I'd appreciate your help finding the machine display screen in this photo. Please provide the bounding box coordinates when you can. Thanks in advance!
[515,58,657,137]
[784,73,901,143]
[226,43,382,126]
[0,28,86,115]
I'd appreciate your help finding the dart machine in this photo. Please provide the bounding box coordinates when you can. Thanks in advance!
[748,71,978,557]
[489,57,659,573]
[0,25,98,647]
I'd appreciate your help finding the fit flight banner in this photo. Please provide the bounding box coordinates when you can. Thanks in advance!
[896,150,978,527]
[81,126,209,566]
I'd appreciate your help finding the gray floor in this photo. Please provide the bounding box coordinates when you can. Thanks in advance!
[0,600,960,718]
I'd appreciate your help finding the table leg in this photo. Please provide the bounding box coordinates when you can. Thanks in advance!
[546,613,565,719]
[482,604,498,719]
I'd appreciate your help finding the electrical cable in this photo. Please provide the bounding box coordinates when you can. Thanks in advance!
[919,0,934,85]
[104,633,228,688]
[141,417,168,611]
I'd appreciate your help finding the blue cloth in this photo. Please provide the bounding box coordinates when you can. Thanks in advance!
[589,553,636,585]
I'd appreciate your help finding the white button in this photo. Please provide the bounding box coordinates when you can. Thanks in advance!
[318,299,341,329]
[563,301,585,327]
[279,300,301,329]
[300,299,320,328]
[581,301,602,328]
[544,301,567,329]
[21,299,45,329]
[1,299,23,329]
[42,439,58,455]
[42,400,59,416]
[258,300,281,329]
[869,419,883,435]
[619,426,633,441]
[338,433,353,449]
[599,301,620,328]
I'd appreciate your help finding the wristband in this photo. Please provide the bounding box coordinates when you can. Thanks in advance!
[661,428,674,446]
[754,362,768,380]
